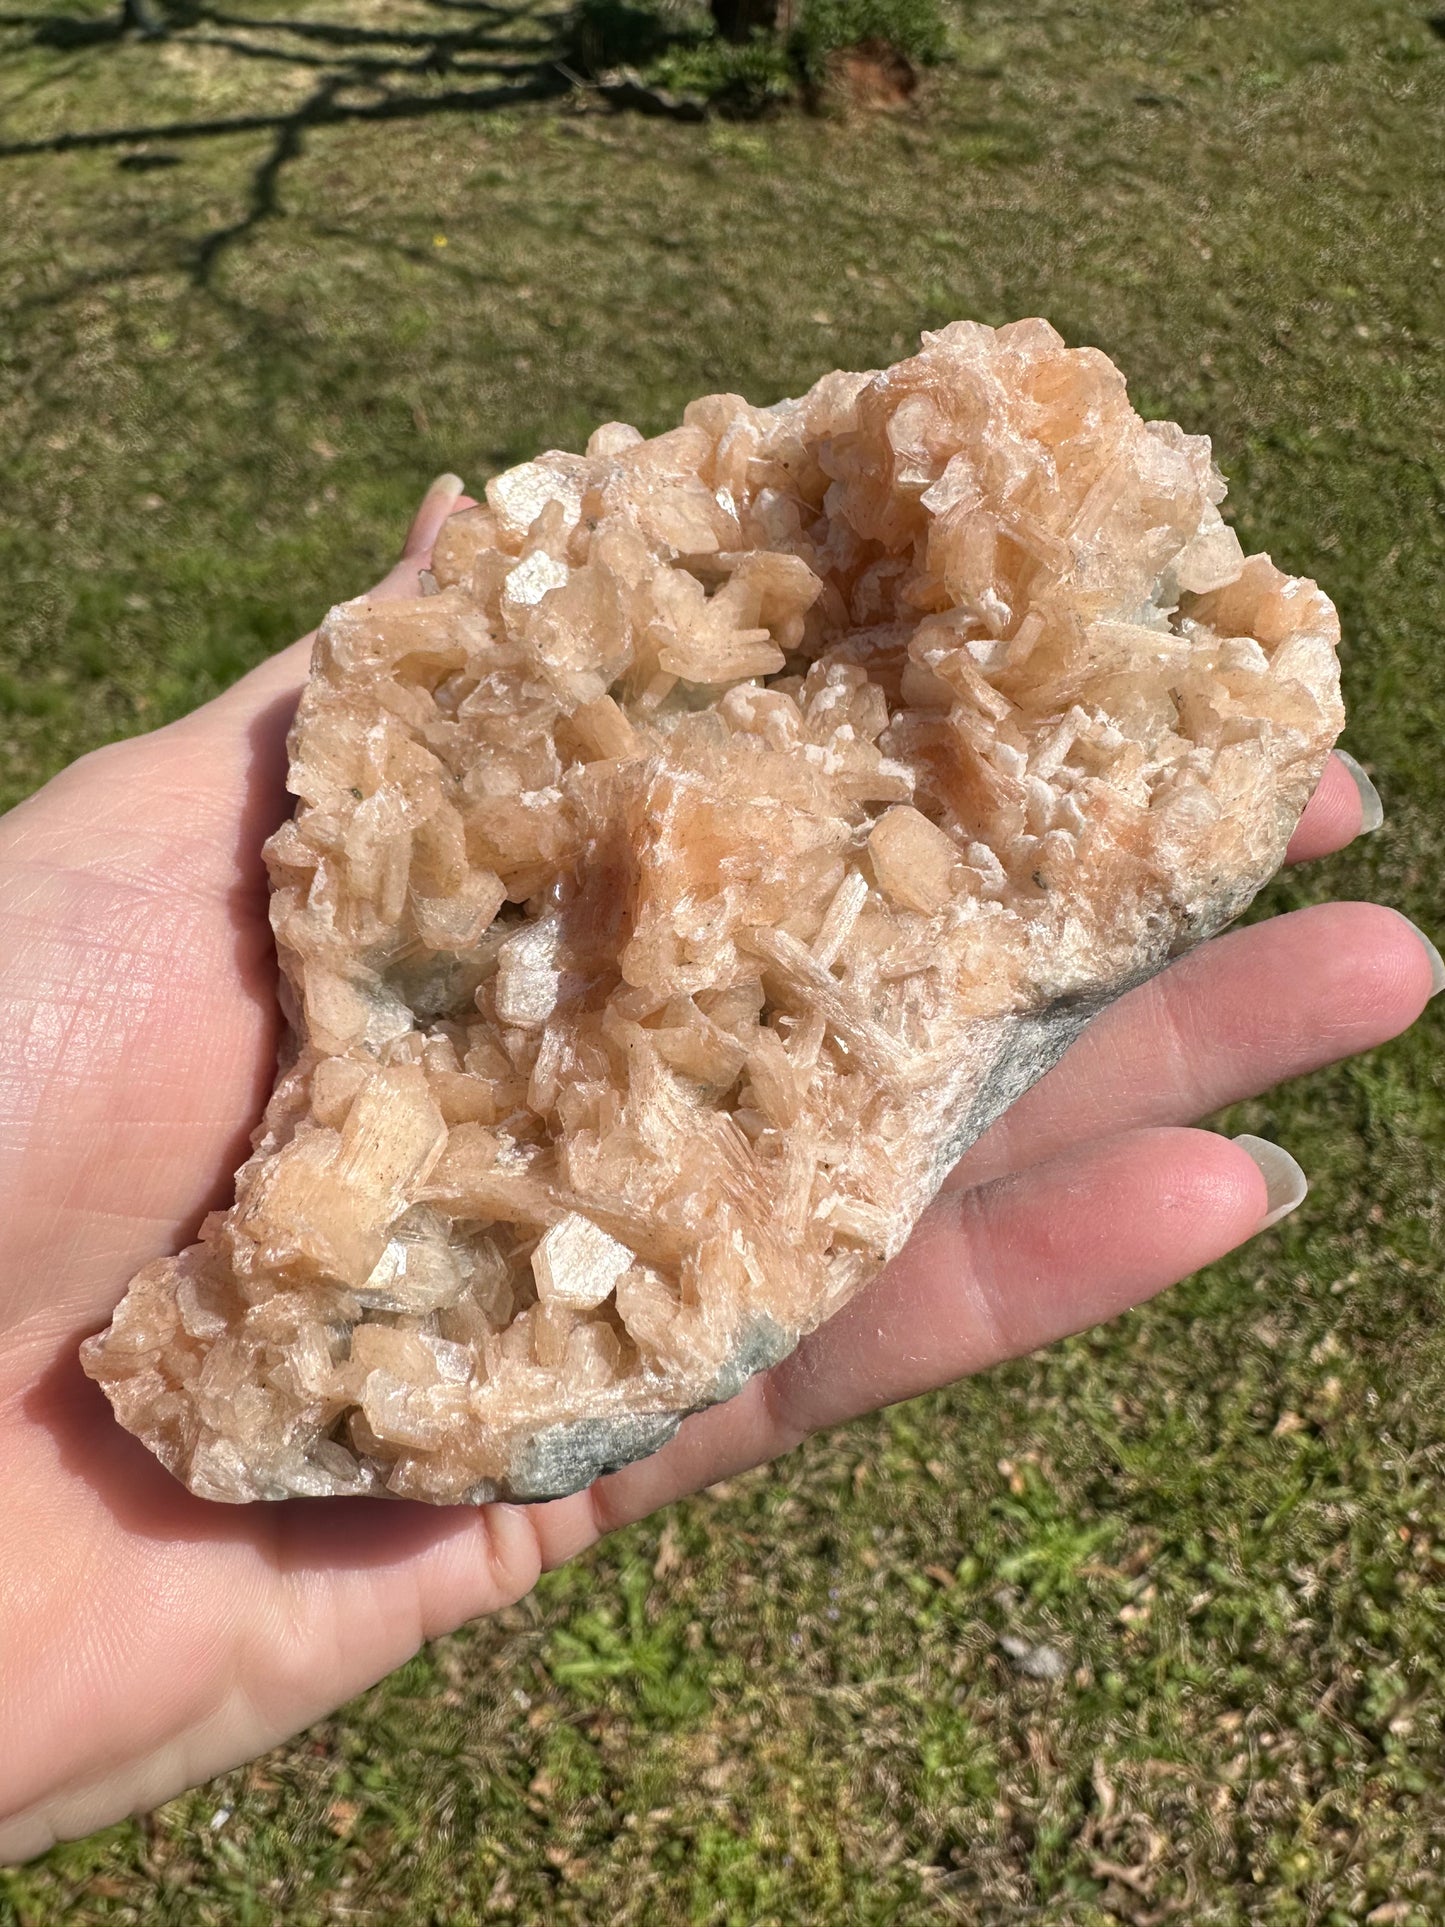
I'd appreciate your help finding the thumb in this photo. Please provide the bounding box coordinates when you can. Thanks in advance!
[368,472,474,601]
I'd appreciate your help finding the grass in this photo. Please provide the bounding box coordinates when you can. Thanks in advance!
[1,0,1443,1918]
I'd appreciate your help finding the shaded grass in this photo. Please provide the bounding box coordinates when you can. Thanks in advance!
[1,0,1443,1919]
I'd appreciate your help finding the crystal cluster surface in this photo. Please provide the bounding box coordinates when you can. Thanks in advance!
[82,321,1344,1503]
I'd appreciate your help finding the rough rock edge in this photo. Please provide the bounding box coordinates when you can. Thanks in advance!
[453,921,1219,1506]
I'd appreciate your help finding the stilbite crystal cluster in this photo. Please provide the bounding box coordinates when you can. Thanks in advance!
[82,321,1344,1504]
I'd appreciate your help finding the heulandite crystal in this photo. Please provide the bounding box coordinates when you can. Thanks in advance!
[82,321,1345,1503]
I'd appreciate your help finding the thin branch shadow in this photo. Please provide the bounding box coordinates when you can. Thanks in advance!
[182,29,556,73]
[191,72,339,283]
[191,68,573,283]
[0,66,571,164]
[200,1,563,53]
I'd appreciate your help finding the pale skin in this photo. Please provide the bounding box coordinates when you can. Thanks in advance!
[0,477,1437,1863]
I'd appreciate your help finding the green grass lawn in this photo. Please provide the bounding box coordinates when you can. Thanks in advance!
[2,0,1443,1918]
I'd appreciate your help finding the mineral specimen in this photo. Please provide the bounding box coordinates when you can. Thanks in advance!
[82,320,1345,1504]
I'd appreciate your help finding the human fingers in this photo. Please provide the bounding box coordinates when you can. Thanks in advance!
[23,1125,1291,1844]
[526,1125,1294,1564]
[1285,749,1383,863]
[950,901,1439,1190]
[0,1124,1303,1857]
[372,471,472,597]
[301,902,1439,1575]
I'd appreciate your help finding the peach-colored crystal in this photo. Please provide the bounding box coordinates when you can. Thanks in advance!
[81,321,1344,1503]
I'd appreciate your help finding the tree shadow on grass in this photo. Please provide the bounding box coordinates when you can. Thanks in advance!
[0,0,713,456]
[0,0,582,287]
[1,0,724,303]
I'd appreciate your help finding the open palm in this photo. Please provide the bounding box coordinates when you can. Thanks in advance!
[0,479,1435,1862]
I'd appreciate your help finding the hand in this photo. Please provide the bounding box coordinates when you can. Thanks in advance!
[0,477,1435,1862]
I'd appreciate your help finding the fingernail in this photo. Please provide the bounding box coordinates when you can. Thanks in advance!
[427,472,465,506]
[1336,749,1384,834]
[1233,1134,1308,1230]
[1398,916,1445,1000]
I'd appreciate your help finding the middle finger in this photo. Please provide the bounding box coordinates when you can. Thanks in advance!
[949,900,1439,1190]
